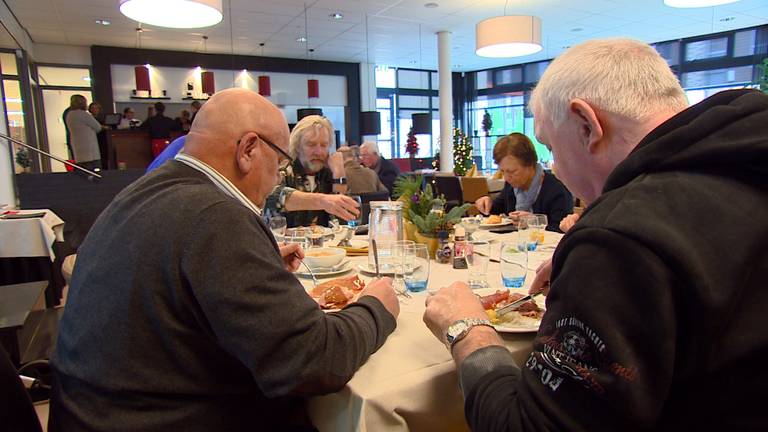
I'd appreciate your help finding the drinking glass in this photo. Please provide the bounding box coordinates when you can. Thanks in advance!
[391,240,415,287]
[305,227,325,248]
[268,215,287,242]
[345,195,363,229]
[462,216,481,242]
[518,215,538,251]
[288,228,310,250]
[404,243,430,293]
[467,241,489,289]
[501,240,527,288]
[533,213,548,244]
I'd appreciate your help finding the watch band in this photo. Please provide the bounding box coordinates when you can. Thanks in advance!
[446,318,494,348]
[332,177,347,185]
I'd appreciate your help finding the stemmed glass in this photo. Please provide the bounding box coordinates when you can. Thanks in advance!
[268,215,287,243]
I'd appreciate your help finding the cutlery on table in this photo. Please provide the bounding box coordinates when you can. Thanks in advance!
[494,290,544,318]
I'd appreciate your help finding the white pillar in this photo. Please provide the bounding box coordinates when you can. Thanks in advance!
[437,31,453,173]
[359,62,378,144]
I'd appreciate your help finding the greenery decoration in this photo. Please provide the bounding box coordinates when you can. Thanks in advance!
[452,127,473,176]
[405,126,419,156]
[15,147,31,169]
[481,110,493,136]
[409,202,471,236]
[758,57,768,94]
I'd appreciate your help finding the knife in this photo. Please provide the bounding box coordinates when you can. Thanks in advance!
[495,290,544,317]
[371,239,380,277]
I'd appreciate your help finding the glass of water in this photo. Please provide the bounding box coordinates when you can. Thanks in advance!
[500,240,527,289]
[289,228,310,250]
[404,243,430,292]
[269,215,287,242]
[345,195,363,229]
[467,241,489,289]
[532,213,548,244]
[518,215,538,251]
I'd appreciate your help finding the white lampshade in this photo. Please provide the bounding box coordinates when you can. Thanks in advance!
[119,0,223,29]
[476,15,543,58]
[664,0,739,6]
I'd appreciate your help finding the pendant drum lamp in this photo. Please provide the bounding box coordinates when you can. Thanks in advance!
[476,15,542,58]
[297,108,323,121]
[258,76,271,96]
[664,0,739,7]
[119,0,223,28]
[134,65,150,92]
[360,111,381,135]
[412,113,432,135]
[307,79,320,99]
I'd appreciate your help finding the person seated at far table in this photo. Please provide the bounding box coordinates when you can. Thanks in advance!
[49,88,400,432]
[265,115,360,227]
[338,145,387,194]
[424,38,768,432]
[359,141,400,196]
[474,133,573,232]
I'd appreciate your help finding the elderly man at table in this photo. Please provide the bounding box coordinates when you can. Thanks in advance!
[265,115,360,227]
[338,145,387,194]
[475,133,573,231]
[50,88,399,432]
[360,141,400,195]
[424,38,768,431]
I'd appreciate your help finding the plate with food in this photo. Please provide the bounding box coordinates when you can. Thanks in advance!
[307,274,366,310]
[479,215,514,229]
[477,289,545,333]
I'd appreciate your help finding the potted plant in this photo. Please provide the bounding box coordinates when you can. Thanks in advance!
[481,110,493,137]
[15,147,31,173]
[393,175,424,241]
[407,186,471,257]
[405,126,419,170]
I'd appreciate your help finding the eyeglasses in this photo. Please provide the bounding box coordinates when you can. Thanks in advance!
[240,133,293,170]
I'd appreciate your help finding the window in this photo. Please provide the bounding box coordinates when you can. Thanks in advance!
[398,69,429,89]
[375,66,395,88]
[0,52,17,75]
[654,41,681,66]
[476,70,492,90]
[685,37,727,61]
[36,66,92,87]
[398,95,430,109]
[494,68,522,85]
[734,29,757,57]
[524,62,549,83]
[682,65,753,88]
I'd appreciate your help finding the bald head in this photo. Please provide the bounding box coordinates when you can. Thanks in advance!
[181,88,290,206]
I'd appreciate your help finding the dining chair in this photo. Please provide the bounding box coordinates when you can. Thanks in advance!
[432,176,464,211]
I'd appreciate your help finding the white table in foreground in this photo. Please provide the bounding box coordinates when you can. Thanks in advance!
[307,231,563,432]
[0,209,65,261]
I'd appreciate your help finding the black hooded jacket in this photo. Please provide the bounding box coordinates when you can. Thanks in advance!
[460,89,768,431]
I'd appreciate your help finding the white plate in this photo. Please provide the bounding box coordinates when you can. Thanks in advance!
[469,231,496,244]
[357,263,395,275]
[296,260,353,278]
[344,239,368,249]
[475,288,545,333]
[479,219,514,229]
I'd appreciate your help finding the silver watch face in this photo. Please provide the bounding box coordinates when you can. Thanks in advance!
[447,321,469,344]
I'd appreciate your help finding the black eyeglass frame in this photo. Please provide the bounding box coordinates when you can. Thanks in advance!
[239,133,293,168]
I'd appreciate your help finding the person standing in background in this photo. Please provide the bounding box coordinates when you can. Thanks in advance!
[88,102,109,169]
[66,95,104,171]
[62,106,73,159]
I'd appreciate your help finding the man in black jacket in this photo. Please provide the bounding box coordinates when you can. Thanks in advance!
[360,141,400,195]
[50,88,399,431]
[424,38,768,430]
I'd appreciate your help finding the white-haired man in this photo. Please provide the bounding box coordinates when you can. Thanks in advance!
[266,115,360,227]
[359,141,400,195]
[424,38,768,430]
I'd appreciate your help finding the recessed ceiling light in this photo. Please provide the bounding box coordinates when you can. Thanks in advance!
[424,2,439,8]
[119,0,223,28]
[570,27,583,32]
[95,19,111,26]
[83,76,92,82]
[330,12,343,20]
[409,60,418,64]
[296,36,307,43]
[719,16,735,22]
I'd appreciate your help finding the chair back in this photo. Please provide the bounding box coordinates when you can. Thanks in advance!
[0,346,43,432]
[432,176,464,210]
[460,177,489,204]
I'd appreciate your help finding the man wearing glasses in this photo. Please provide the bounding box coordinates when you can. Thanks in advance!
[50,88,400,431]
[265,114,360,227]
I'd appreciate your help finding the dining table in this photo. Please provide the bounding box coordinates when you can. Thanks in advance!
[304,229,563,432]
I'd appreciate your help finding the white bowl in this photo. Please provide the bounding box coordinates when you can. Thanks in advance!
[303,247,346,269]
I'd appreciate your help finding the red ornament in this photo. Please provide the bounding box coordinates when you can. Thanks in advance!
[201,71,215,95]
[134,65,150,92]
[258,75,271,96]
[308,79,319,98]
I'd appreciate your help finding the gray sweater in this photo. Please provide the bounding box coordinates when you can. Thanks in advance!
[50,161,396,431]
[65,109,102,163]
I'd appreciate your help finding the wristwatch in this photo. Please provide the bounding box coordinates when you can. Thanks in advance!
[446,318,494,348]
[332,177,347,185]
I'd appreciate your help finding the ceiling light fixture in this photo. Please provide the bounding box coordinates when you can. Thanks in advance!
[95,19,111,26]
[119,0,223,28]
[424,2,439,8]
[664,0,739,7]
[330,12,343,20]
[476,15,542,58]
[296,36,307,43]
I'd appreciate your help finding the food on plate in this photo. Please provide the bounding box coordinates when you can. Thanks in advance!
[480,290,544,326]
[309,274,366,309]
[485,215,503,225]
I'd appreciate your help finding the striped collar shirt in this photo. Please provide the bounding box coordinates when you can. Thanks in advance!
[174,153,262,216]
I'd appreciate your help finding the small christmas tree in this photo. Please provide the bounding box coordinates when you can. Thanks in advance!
[405,126,419,157]
[452,128,473,176]
[481,110,493,136]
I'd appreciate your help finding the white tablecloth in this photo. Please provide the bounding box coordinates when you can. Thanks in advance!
[0,209,65,261]
[306,230,562,431]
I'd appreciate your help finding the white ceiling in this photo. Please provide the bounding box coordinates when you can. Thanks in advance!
[5,0,768,71]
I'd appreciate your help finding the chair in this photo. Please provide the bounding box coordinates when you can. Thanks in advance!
[0,345,43,432]
[460,177,489,204]
[432,176,464,211]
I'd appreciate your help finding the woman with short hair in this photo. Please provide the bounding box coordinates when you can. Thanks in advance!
[65,94,104,171]
[475,132,573,232]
